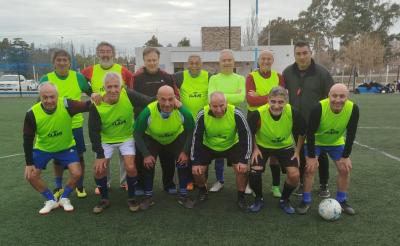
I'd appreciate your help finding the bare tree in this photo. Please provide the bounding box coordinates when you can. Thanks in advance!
[80,44,86,58]
[242,3,262,46]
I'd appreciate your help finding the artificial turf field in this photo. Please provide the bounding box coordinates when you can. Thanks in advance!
[0,93,399,246]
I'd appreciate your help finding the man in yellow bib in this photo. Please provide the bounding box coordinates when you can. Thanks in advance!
[172,54,211,190]
[191,91,253,213]
[248,86,307,214]
[88,72,155,213]
[246,50,286,198]
[23,82,91,214]
[40,49,100,199]
[133,86,195,210]
[82,41,133,193]
[207,49,246,193]
[297,84,359,215]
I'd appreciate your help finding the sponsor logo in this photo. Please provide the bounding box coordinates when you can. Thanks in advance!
[112,119,126,126]
[100,87,105,92]
[212,134,227,140]
[189,92,202,98]
[48,130,63,138]
[324,129,339,135]
[159,133,173,138]
[272,137,285,143]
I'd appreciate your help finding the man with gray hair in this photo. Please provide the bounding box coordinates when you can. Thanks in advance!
[191,91,252,213]
[207,49,246,193]
[88,72,155,213]
[82,41,134,193]
[23,82,91,214]
[246,50,286,199]
[247,86,307,214]
[40,48,100,199]
[172,54,211,190]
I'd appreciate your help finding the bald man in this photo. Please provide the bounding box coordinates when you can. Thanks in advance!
[23,82,91,214]
[297,84,359,215]
[246,50,286,198]
[133,85,195,210]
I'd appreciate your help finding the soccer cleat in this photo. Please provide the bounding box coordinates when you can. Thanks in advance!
[59,198,74,212]
[237,198,251,213]
[93,199,110,214]
[139,196,154,211]
[319,184,330,198]
[245,183,252,195]
[340,200,355,215]
[194,191,209,205]
[127,198,140,212]
[135,189,144,196]
[209,182,224,192]
[179,196,195,209]
[76,187,87,198]
[293,184,304,196]
[187,182,194,191]
[39,200,59,214]
[271,186,282,198]
[278,199,295,214]
[250,197,264,212]
[168,188,178,195]
[52,188,64,200]
[296,200,310,215]
[121,184,128,191]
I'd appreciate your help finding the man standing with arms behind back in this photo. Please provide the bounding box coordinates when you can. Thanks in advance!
[82,41,133,193]
[283,40,334,197]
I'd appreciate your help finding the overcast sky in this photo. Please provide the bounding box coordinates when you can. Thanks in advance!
[1,0,400,56]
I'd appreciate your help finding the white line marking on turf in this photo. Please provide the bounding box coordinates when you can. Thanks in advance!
[354,141,400,162]
[358,127,400,130]
[0,143,92,159]
[0,153,24,159]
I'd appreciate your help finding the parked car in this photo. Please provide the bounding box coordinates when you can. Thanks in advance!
[27,80,38,91]
[0,75,27,91]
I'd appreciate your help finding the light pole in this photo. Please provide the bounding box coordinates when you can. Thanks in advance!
[61,37,63,48]
[93,39,96,65]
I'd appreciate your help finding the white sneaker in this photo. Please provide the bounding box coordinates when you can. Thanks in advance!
[245,183,252,195]
[210,182,224,192]
[59,198,74,212]
[39,200,59,214]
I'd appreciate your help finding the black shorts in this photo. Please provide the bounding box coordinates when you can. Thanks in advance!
[252,145,298,169]
[199,143,242,166]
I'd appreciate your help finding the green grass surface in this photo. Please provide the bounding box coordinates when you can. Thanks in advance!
[0,94,399,245]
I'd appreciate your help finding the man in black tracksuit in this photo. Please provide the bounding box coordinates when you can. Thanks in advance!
[132,47,181,194]
[282,40,335,197]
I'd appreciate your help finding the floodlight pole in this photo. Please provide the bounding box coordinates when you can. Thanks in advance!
[229,0,231,49]
[254,0,259,69]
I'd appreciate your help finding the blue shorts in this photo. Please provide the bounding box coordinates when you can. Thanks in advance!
[72,127,86,154]
[304,144,344,161]
[33,147,80,170]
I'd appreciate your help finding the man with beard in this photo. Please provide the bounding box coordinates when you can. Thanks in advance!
[81,41,133,193]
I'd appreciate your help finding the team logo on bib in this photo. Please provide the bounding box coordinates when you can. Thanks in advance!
[272,137,286,143]
[48,130,63,138]
[189,92,202,98]
[212,134,227,140]
[324,129,339,135]
[159,133,173,138]
[112,119,126,126]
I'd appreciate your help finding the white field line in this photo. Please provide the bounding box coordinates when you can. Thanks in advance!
[0,143,92,159]
[358,127,400,130]
[353,141,400,162]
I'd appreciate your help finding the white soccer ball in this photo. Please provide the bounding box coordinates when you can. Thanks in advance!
[318,198,342,220]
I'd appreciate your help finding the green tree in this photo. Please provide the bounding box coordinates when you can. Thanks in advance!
[145,35,163,47]
[177,37,191,47]
[259,17,299,45]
